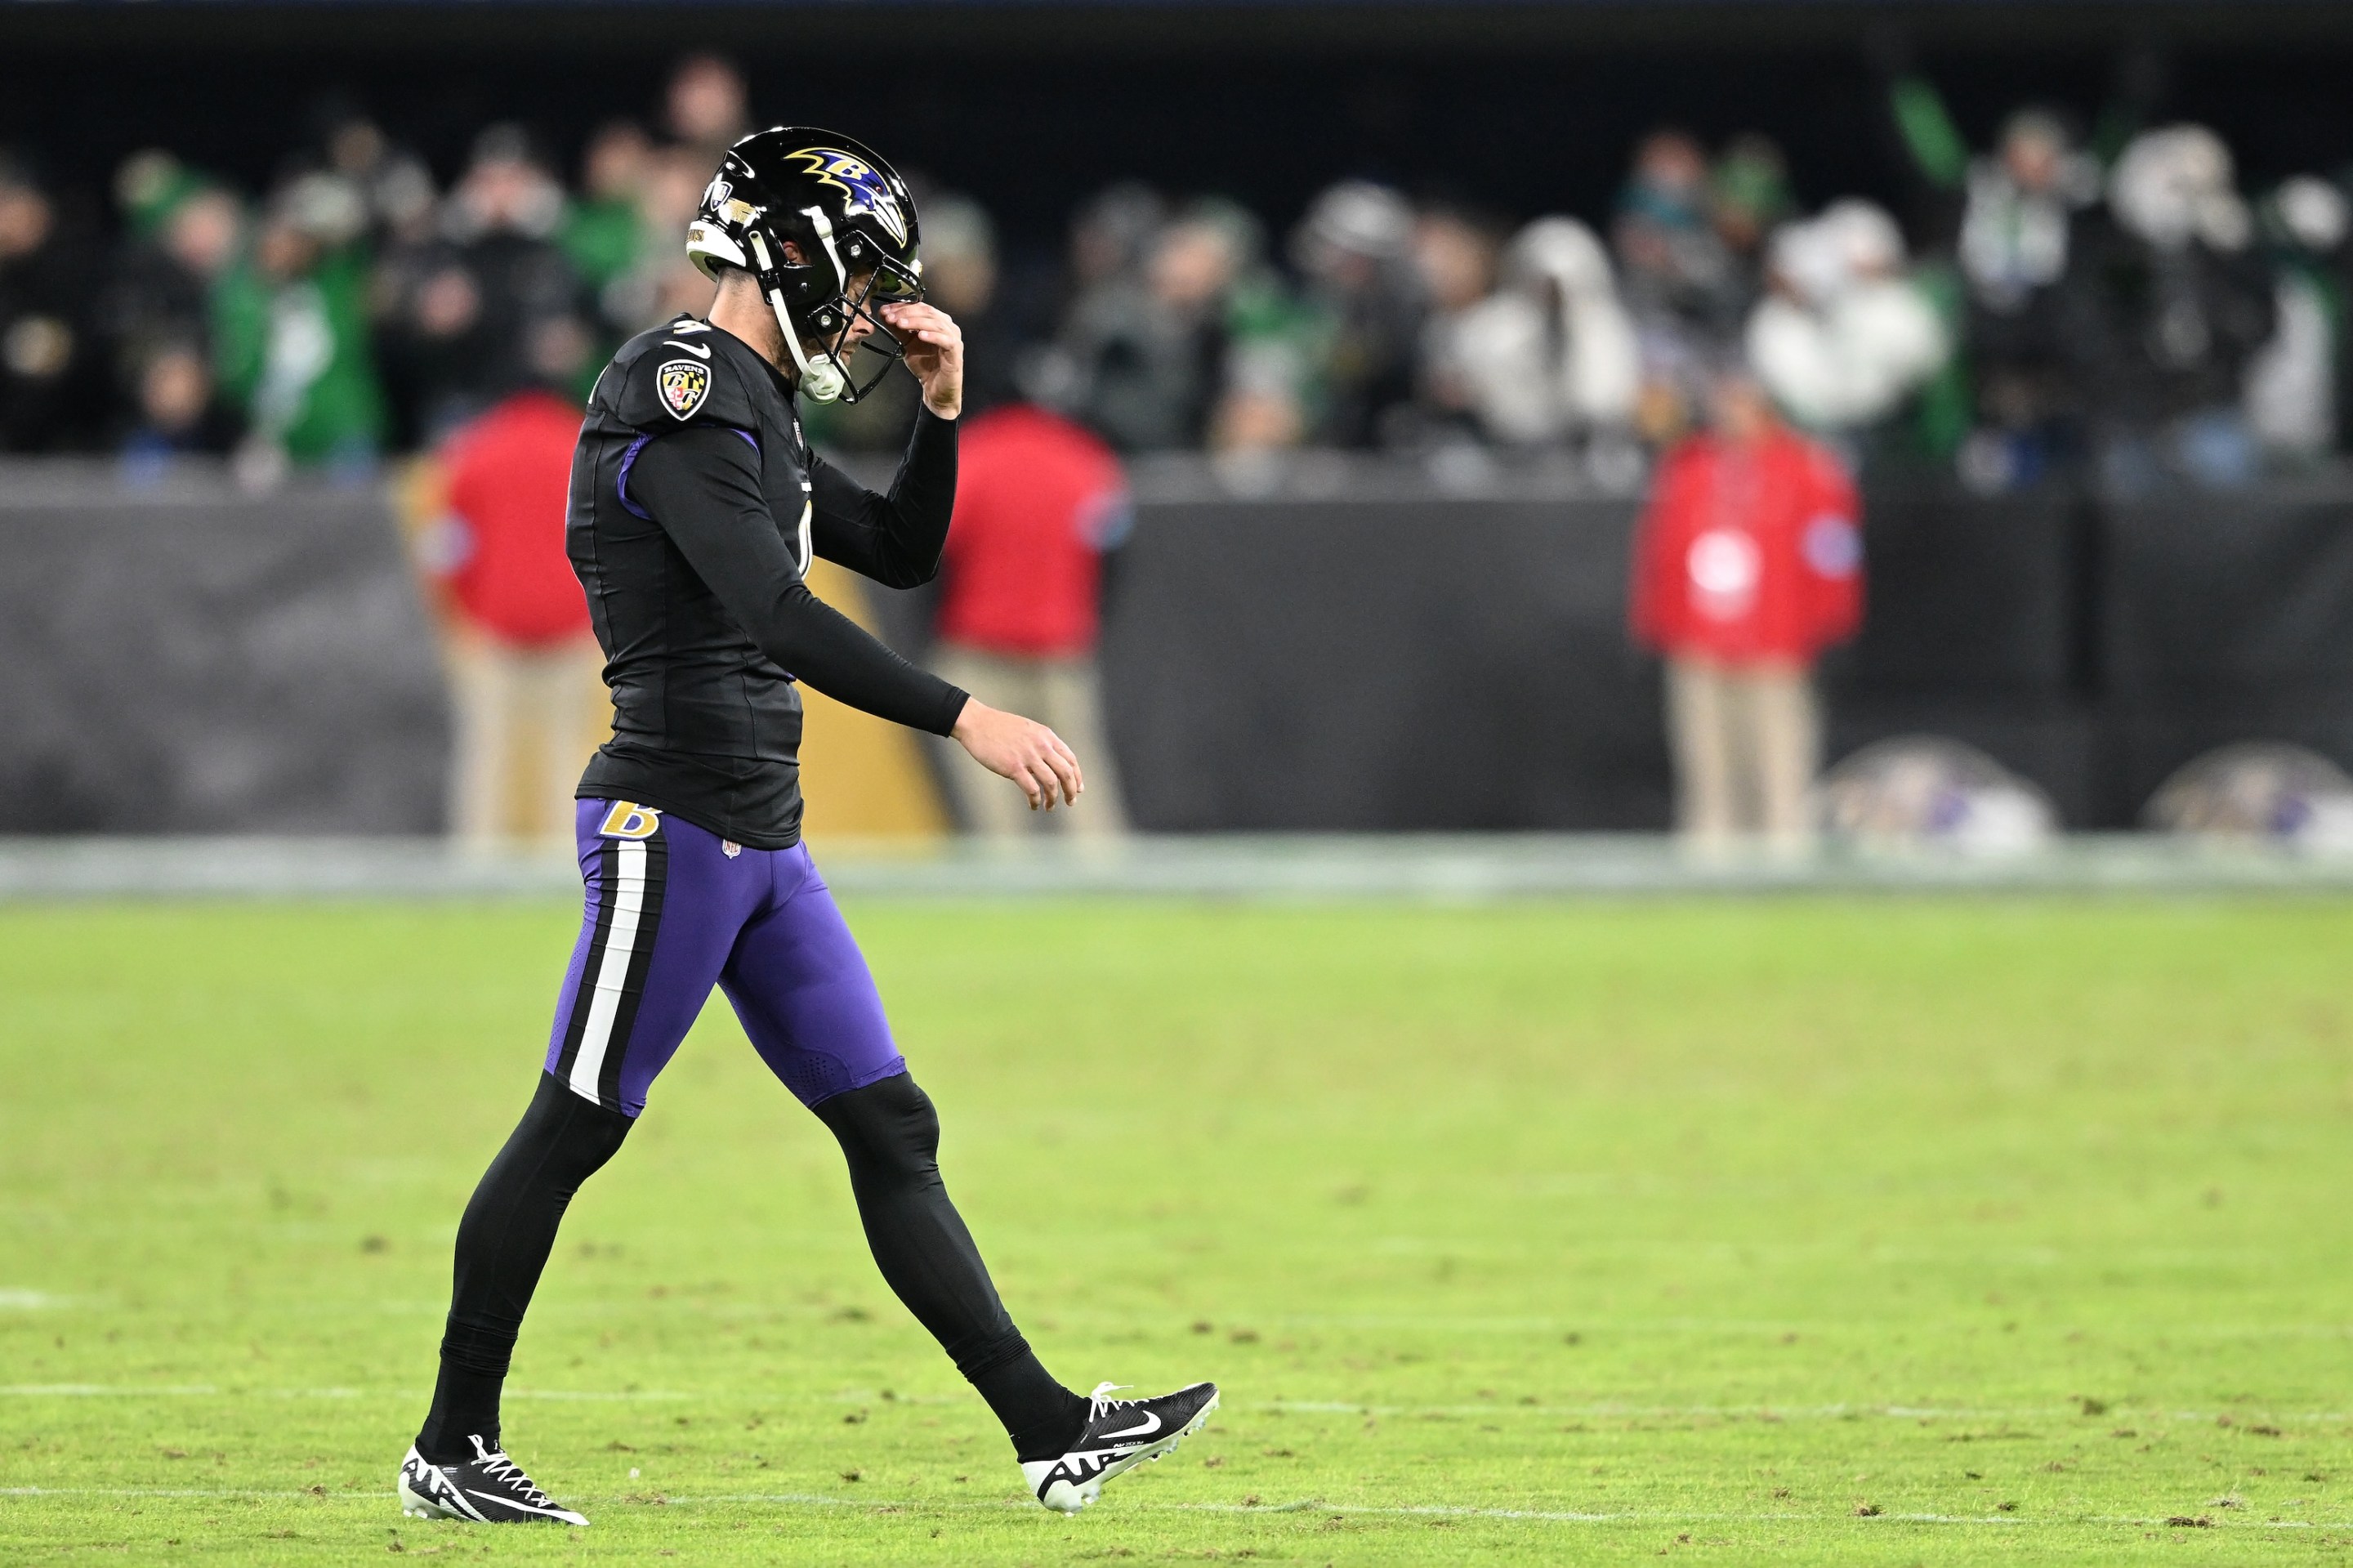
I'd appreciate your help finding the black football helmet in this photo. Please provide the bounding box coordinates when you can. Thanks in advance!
[685,127,925,403]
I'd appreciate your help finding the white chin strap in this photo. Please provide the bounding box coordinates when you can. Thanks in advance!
[771,291,846,403]
[748,230,846,403]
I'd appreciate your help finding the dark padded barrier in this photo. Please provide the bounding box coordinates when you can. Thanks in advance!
[0,463,449,833]
[1826,486,2081,698]
[2094,485,2353,821]
[1087,475,2353,831]
[1098,494,1668,830]
[10,459,2353,834]
[2102,487,2353,696]
[1811,485,2096,823]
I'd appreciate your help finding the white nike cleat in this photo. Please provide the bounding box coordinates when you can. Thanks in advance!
[1020,1380,1220,1513]
[398,1437,589,1526]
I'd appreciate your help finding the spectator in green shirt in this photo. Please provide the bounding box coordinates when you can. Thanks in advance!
[216,172,386,480]
[560,120,653,295]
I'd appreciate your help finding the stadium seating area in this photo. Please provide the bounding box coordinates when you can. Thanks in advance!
[2,50,2347,497]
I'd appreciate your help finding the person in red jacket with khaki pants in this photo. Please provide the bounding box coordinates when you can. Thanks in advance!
[429,388,605,850]
[934,402,1131,837]
[1629,369,1863,851]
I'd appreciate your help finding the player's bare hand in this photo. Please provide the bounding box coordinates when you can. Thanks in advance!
[950,699,1083,811]
[879,302,963,419]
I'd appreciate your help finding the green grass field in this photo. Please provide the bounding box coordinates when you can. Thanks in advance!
[6,894,2353,1564]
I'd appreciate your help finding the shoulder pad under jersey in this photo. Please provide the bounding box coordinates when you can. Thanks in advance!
[605,319,766,432]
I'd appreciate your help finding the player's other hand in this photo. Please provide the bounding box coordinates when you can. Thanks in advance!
[951,699,1083,811]
[880,302,963,420]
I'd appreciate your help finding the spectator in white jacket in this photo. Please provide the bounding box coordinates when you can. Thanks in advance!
[1435,217,1641,462]
[2244,175,2346,462]
[1747,199,1949,437]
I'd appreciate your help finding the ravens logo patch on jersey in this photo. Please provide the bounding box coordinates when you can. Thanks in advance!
[659,360,711,420]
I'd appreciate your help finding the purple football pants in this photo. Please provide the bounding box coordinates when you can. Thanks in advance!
[542,799,907,1117]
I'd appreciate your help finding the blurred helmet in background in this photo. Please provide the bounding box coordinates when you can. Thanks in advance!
[1820,737,2057,855]
[2144,743,2353,849]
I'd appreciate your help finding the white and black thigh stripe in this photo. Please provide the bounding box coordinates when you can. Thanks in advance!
[551,833,670,1110]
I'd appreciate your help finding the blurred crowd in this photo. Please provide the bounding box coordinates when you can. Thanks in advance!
[3,51,2351,494]
[0,56,758,485]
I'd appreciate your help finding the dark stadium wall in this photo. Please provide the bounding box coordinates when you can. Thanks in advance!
[0,469,449,836]
[1094,494,1674,832]
[11,465,2346,837]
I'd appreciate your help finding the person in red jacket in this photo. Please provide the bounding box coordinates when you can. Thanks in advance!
[428,387,601,848]
[1629,367,1862,849]
[935,401,1131,835]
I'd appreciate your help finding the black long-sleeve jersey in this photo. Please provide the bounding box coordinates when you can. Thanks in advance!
[567,315,968,849]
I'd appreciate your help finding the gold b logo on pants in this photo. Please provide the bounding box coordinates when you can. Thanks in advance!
[597,802,663,840]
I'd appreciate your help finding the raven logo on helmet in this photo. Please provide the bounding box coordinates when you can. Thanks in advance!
[786,148,909,246]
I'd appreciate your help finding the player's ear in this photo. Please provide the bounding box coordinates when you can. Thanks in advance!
[780,241,808,267]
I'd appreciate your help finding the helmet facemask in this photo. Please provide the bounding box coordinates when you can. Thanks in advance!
[748,209,924,404]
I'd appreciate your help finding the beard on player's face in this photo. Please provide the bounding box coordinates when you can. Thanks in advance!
[762,243,882,354]
[776,274,883,363]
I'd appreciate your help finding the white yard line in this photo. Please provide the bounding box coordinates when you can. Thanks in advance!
[2,1487,2337,1530]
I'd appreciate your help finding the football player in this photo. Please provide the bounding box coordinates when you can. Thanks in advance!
[396,128,1216,1528]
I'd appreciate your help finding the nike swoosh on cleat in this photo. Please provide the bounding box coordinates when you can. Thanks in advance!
[662,340,712,359]
[462,1486,564,1515]
[1098,1412,1162,1441]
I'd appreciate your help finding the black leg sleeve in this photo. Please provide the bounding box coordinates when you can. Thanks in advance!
[813,1073,1087,1460]
[415,1071,633,1462]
